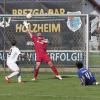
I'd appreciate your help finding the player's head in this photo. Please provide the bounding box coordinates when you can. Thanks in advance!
[37,32,42,37]
[11,40,16,46]
[75,61,83,69]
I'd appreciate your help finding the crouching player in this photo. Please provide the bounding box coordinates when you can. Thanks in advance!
[76,61,99,86]
[5,40,23,83]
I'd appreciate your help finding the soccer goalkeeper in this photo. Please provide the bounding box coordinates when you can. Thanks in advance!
[23,21,62,81]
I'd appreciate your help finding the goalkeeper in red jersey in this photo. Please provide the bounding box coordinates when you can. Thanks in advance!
[23,21,62,81]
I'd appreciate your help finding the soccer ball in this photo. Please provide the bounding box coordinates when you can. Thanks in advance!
[26,13,32,19]
[96,82,99,85]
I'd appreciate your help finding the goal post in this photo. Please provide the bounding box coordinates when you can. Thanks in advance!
[0,14,89,70]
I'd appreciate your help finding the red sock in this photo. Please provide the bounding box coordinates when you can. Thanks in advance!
[51,66,59,75]
[34,68,39,79]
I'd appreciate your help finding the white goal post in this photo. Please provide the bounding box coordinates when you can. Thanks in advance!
[0,14,89,69]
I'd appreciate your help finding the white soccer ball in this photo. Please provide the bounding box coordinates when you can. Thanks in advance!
[26,13,32,19]
[96,82,99,85]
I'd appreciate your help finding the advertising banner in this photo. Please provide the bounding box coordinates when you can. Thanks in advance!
[0,50,84,67]
[0,0,86,67]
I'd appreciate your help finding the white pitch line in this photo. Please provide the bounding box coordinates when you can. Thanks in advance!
[20,94,100,99]
[1,93,100,99]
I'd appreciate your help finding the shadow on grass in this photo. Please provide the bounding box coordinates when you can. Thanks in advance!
[47,75,74,80]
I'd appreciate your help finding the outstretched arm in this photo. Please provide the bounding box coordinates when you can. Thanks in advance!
[23,21,32,38]
[27,29,32,38]
[42,39,49,43]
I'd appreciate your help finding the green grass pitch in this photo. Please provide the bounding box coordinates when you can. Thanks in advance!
[0,72,100,100]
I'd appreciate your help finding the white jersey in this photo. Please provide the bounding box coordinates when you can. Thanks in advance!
[7,46,21,63]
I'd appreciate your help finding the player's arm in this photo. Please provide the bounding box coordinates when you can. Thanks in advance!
[27,29,33,38]
[19,52,30,61]
[80,77,85,85]
[42,39,49,43]
[44,38,52,45]
[42,39,52,45]
[78,72,85,85]
[16,53,27,65]
[23,21,32,38]
[19,52,25,57]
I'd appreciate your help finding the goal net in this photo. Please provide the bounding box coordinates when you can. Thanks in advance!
[0,14,89,70]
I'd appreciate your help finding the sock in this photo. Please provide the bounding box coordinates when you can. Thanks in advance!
[17,72,22,83]
[8,71,19,78]
[51,66,59,75]
[34,68,39,79]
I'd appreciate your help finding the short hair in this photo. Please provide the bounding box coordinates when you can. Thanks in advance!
[75,61,83,69]
[11,40,16,46]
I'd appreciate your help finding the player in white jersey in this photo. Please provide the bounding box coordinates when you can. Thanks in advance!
[5,40,22,83]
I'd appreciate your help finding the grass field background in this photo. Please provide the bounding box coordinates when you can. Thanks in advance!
[0,72,100,100]
[0,52,100,100]
[89,52,100,67]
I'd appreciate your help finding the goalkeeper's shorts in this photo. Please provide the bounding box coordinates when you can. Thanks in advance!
[36,53,51,63]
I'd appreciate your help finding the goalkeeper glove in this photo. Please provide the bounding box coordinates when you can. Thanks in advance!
[23,20,30,29]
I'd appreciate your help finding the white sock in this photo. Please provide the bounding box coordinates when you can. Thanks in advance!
[8,71,19,78]
[18,75,22,83]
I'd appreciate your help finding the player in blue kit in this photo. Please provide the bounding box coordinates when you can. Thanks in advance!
[76,61,99,86]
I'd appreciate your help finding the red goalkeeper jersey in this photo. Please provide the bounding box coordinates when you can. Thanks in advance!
[32,35,47,56]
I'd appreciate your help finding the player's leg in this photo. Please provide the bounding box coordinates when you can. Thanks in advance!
[5,62,18,82]
[17,69,22,83]
[5,62,22,83]
[32,62,41,81]
[48,61,62,80]
[48,61,59,75]
[44,54,62,80]
[17,73,22,83]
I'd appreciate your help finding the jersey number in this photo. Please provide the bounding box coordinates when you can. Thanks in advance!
[85,72,92,79]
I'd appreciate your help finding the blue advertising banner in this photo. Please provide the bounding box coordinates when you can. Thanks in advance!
[0,50,84,67]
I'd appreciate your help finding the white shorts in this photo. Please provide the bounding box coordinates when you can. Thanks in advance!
[7,61,19,72]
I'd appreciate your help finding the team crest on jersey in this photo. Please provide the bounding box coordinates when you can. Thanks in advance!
[67,11,82,32]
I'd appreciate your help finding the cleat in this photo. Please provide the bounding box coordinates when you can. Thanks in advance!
[31,78,36,81]
[5,76,11,83]
[18,81,24,84]
[56,75,62,80]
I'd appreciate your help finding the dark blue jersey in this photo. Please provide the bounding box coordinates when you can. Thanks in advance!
[77,67,96,85]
